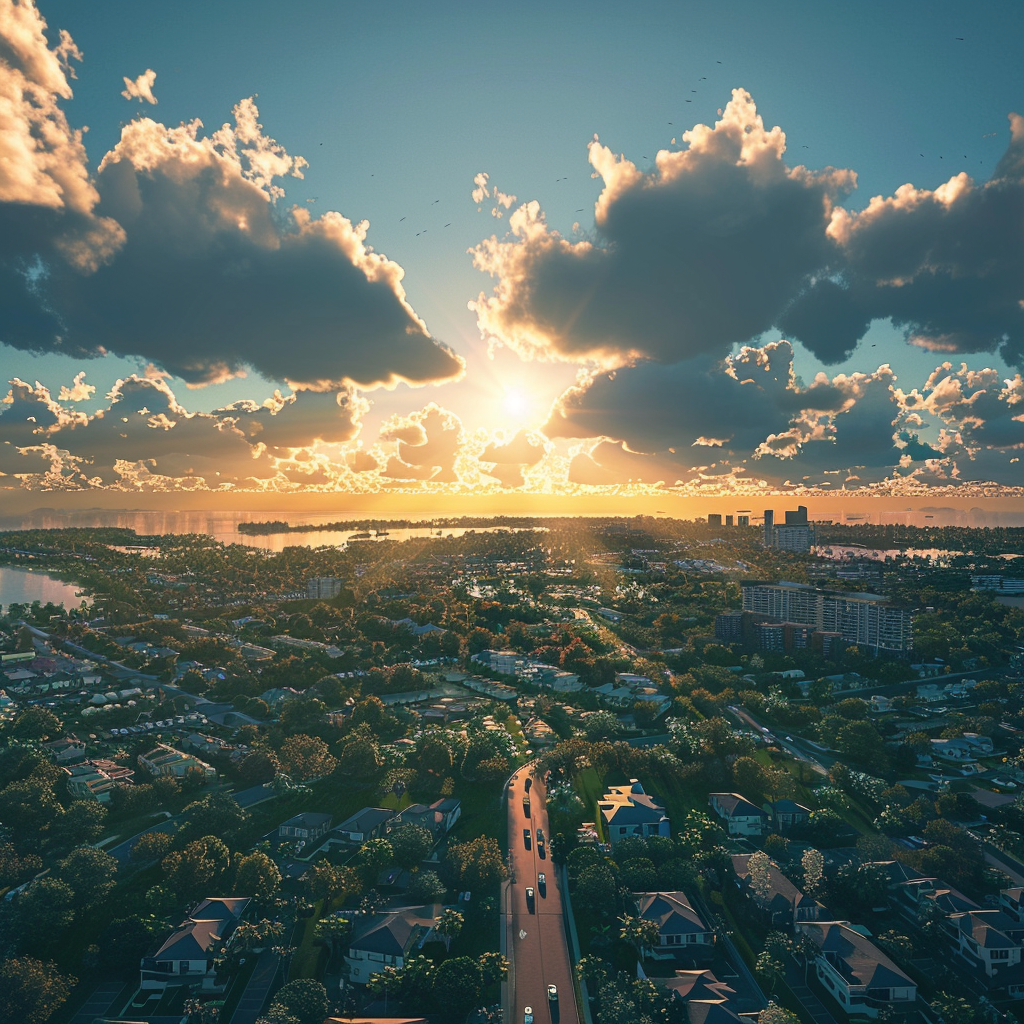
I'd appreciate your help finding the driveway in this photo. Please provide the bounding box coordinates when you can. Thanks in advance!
[68,979,126,1024]
[230,949,281,1024]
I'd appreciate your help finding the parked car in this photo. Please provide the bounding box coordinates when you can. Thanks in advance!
[538,872,546,895]
[525,1007,534,1024]
[548,984,558,1002]
[526,886,535,907]
[524,828,532,849]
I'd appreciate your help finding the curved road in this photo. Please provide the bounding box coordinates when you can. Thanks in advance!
[507,764,579,1024]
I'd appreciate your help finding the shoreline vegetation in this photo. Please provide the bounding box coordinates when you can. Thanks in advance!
[237,517,548,535]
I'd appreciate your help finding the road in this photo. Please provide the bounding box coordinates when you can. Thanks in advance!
[507,764,579,1024]
[727,705,831,775]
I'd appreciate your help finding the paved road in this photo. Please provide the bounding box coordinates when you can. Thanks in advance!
[68,979,125,1024]
[231,948,280,1024]
[507,765,579,1024]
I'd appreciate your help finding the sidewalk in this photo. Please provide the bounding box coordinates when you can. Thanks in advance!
[68,979,126,1024]
[784,960,841,1024]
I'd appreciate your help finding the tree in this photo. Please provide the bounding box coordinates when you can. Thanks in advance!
[356,838,394,882]
[747,850,774,908]
[176,793,249,847]
[11,707,63,740]
[408,869,447,903]
[619,857,658,893]
[162,836,231,903]
[431,956,483,1018]
[389,823,433,870]
[58,801,108,850]
[618,914,660,957]
[131,830,173,864]
[336,735,381,779]
[16,877,76,935]
[0,957,76,1024]
[268,979,328,1024]
[479,951,509,987]
[278,734,336,781]
[237,749,278,786]
[234,851,281,903]
[755,950,784,993]
[99,915,160,973]
[801,848,824,897]
[58,846,118,909]
[575,863,616,915]
[436,908,464,952]
[305,862,360,905]
[314,914,352,955]
[447,835,507,893]
[759,1002,800,1024]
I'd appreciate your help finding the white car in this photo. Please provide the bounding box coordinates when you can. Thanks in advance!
[547,984,558,1001]
[525,1007,534,1024]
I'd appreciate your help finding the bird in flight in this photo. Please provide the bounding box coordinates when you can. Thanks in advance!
[956,36,964,40]
[576,208,584,212]
[444,223,451,227]
[400,216,406,221]
[432,199,439,204]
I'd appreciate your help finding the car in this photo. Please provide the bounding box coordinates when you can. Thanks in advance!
[526,886,535,903]
[524,828,532,849]
[547,984,558,1002]
[537,840,546,859]
[525,777,532,792]
[538,872,546,894]
[524,1007,534,1024]
[536,827,544,842]
[785,735,794,743]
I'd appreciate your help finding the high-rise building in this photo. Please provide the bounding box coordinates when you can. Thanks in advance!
[306,577,343,600]
[741,581,912,654]
[714,612,745,643]
[763,509,774,547]
[762,506,814,552]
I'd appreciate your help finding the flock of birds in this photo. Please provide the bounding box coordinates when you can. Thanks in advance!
[301,38,997,236]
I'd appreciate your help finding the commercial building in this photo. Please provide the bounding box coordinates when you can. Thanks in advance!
[741,581,913,654]
[306,577,343,599]
[762,506,815,553]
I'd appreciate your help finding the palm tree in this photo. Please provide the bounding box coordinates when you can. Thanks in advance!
[436,908,464,952]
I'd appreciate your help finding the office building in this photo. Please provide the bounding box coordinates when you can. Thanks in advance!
[762,506,814,553]
[307,577,343,600]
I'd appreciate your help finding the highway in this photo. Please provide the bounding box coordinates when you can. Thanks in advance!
[507,764,579,1024]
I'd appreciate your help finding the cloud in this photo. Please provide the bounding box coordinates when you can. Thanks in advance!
[121,68,157,104]
[470,90,854,367]
[478,429,545,486]
[380,404,462,482]
[0,6,464,391]
[0,373,365,490]
[57,370,95,402]
[781,114,1024,366]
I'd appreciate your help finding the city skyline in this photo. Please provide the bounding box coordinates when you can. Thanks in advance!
[2,0,1023,508]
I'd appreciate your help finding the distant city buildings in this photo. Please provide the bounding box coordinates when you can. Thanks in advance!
[971,575,1024,594]
[761,505,815,553]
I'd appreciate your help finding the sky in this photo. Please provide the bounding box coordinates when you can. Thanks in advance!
[1,0,1023,512]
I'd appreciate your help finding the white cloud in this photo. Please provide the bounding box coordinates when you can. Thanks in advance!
[121,68,157,105]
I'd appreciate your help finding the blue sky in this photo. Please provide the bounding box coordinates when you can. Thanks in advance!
[2,0,1023,502]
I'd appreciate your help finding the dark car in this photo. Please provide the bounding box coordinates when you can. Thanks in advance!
[524,828,532,849]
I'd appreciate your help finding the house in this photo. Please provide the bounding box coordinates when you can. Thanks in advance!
[598,780,670,846]
[1001,887,1024,921]
[636,891,715,962]
[870,695,893,713]
[930,738,974,763]
[138,743,217,780]
[796,921,917,1018]
[946,910,1024,977]
[962,732,995,755]
[42,735,86,764]
[731,854,825,929]
[765,798,811,832]
[662,968,735,1005]
[278,812,333,843]
[708,793,769,836]
[140,897,250,991]
[391,798,461,838]
[334,807,398,844]
[897,878,979,919]
[63,759,134,803]
[345,903,441,983]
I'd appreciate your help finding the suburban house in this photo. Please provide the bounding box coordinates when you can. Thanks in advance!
[390,798,461,839]
[138,743,217,780]
[345,904,442,983]
[930,738,975,763]
[140,897,250,991]
[63,759,134,803]
[663,968,735,1005]
[764,798,811,832]
[731,855,825,928]
[708,793,769,836]
[636,891,715,962]
[796,922,917,1018]
[42,735,86,764]
[1000,887,1024,921]
[946,910,1024,977]
[897,878,979,920]
[335,807,398,844]
[278,812,333,843]
[598,780,671,846]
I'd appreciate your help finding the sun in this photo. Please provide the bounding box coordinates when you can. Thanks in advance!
[502,388,529,419]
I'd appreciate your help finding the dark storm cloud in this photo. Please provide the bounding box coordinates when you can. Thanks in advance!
[0,6,464,390]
